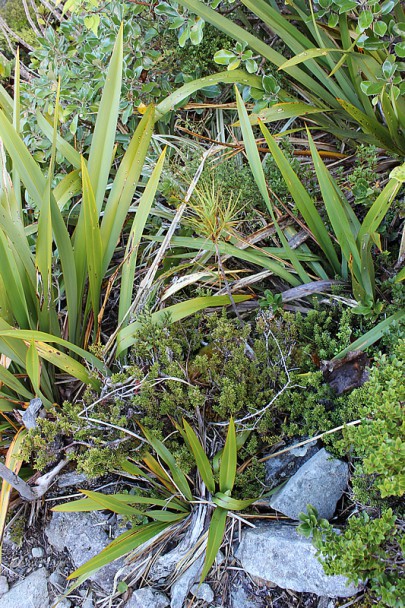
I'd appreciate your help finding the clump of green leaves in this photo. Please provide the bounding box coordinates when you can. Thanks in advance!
[53,417,260,590]
[339,339,405,500]
[299,506,404,608]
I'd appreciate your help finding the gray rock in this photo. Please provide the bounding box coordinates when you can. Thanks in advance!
[21,398,45,429]
[53,599,71,608]
[229,581,266,608]
[81,596,94,608]
[269,448,349,520]
[236,523,362,597]
[32,547,44,558]
[0,577,9,598]
[45,511,122,592]
[57,472,88,488]
[0,568,49,608]
[264,440,319,489]
[123,588,169,608]
[49,572,65,588]
[170,555,204,608]
[190,583,214,603]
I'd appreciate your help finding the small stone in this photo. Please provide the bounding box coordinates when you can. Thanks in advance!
[54,599,71,608]
[170,555,204,608]
[190,583,214,603]
[123,587,169,608]
[236,523,362,598]
[0,577,9,598]
[31,547,44,558]
[264,440,319,489]
[49,572,64,588]
[0,568,49,608]
[81,596,94,608]
[57,472,88,488]
[269,448,349,520]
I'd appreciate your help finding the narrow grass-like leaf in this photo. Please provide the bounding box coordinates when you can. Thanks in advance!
[219,418,237,493]
[183,419,215,494]
[0,108,46,209]
[149,235,301,285]
[212,493,257,511]
[53,170,81,211]
[358,173,403,245]
[68,521,169,581]
[0,361,33,399]
[235,102,327,126]
[79,490,144,516]
[337,98,400,155]
[307,130,361,278]
[101,105,155,277]
[32,341,99,388]
[333,310,405,359]
[0,229,31,328]
[0,83,13,118]
[278,48,347,70]
[87,24,123,212]
[235,87,309,284]
[81,158,103,327]
[0,329,107,375]
[174,0,339,109]
[141,426,193,501]
[155,70,263,119]
[54,493,188,513]
[200,506,227,583]
[117,295,251,354]
[25,340,41,396]
[118,144,165,333]
[142,453,178,494]
[259,122,340,274]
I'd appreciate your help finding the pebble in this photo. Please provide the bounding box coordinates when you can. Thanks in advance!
[31,547,44,558]
[49,571,65,588]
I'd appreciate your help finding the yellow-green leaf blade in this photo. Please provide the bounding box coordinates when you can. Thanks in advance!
[183,419,215,494]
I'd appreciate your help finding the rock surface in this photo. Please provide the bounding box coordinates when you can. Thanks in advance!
[0,577,9,598]
[264,440,319,489]
[190,582,214,603]
[269,448,349,520]
[123,587,169,608]
[45,511,121,592]
[0,568,49,608]
[170,555,204,608]
[236,523,362,598]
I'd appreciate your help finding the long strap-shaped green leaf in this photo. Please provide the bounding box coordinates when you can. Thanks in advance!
[101,104,155,277]
[87,23,123,212]
[73,24,124,306]
[0,108,46,209]
[118,145,166,331]
[307,130,362,279]
[358,165,404,246]
[200,506,227,583]
[0,328,107,377]
[333,310,405,360]
[155,69,262,119]
[258,121,340,275]
[67,521,170,582]
[337,98,402,156]
[235,87,309,284]
[81,158,103,330]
